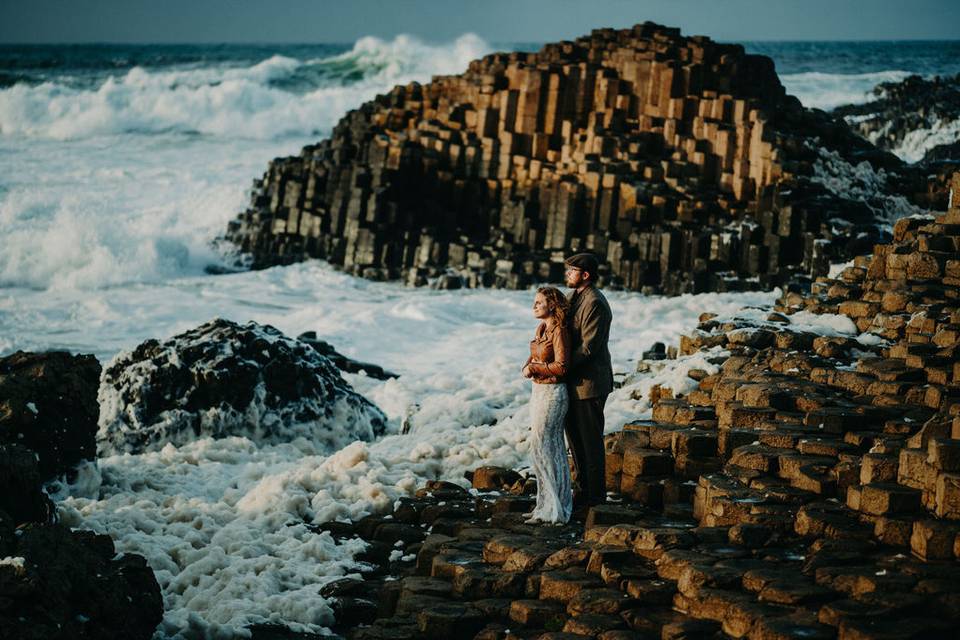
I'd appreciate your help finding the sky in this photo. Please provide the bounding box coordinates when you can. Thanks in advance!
[2,0,959,44]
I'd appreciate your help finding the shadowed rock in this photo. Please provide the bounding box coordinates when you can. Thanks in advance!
[833,73,960,164]
[0,350,100,481]
[0,444,54,526]
[97,318,388,455]
[0,524,162,640]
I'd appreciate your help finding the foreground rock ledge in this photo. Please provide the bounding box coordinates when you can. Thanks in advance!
[0,442,163,640]
[225,21,916,295]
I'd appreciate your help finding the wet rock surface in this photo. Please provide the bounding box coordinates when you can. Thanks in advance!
[0,349,164,639]
[225,22,919,295]
[0,523,164,640]
[97,318,388,455]
[0,350,100,480]
[328,176,960,639]
[833,73,960,163]
[0,443,54,527]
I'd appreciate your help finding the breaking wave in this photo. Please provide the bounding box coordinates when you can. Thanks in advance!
[0,35,490,291]
[0,34,490,140]
[780,69,912,110]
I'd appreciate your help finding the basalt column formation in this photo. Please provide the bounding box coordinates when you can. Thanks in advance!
[225,23,900,294]
[317,175,960,640]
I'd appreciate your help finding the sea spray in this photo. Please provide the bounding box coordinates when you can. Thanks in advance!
[0,34,490,140]
[0,35,491,291]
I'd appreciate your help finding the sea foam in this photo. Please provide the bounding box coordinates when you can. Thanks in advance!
[53,279,780,638]
[887,116,960,163]
[96,318,388,456]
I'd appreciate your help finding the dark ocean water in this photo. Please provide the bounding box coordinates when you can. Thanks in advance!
[744,39,960,76]
[0,43,353,89]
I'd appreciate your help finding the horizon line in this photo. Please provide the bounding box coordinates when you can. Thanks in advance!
[3,37,960,46]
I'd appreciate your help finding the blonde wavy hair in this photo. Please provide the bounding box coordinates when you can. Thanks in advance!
[537,286,570,327]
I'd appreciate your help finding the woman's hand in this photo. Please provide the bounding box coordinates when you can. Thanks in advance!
[521,364,533,378]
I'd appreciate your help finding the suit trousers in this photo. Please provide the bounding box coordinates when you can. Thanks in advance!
[564,394,607,506]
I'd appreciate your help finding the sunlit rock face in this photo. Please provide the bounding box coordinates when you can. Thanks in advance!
[97,318,388,455]
[225,21,921,295]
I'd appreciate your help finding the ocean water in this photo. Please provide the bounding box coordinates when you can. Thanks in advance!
[0,35,955,637]
[747,40,960,109]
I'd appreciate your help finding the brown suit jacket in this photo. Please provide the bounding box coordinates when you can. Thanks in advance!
[567,284,613,400]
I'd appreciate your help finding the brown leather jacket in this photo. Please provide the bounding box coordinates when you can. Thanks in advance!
[525,321,571,384]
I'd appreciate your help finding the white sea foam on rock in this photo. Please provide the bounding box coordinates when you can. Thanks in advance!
[97,318,387,455]
[890,117,960,163]
[811,147,922,224]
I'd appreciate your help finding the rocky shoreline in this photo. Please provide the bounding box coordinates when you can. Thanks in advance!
[4,174,960,638]
[832,73,960,164]
[4,23,960,638]
[223,22,929,295]
[318,173,960,640]
[0,352,164,639]
[0,323,397,639]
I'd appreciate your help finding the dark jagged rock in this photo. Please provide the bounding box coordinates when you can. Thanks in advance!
[0,355,163,639]
[833,73,960,164]
[97,318,388,455]
[224,22,918,295]
[297,331,398,379]
[0,444,54,526]
[642,342,667,361]
[0,523,162,640]
[0,350,100,481]
[924,143,960,163]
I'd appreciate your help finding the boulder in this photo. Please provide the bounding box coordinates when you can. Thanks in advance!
[0,444,53,526]
[0,523,162,640]
[97,318,388,455]
[0,351,100,480]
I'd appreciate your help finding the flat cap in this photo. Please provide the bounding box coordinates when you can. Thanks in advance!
[564,252,599,275]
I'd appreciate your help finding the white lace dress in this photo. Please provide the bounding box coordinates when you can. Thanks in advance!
[527,381,572,523]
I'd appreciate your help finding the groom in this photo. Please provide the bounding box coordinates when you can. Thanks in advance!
[563,253,613,511]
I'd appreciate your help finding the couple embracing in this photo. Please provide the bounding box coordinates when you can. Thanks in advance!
[521,253,613,524]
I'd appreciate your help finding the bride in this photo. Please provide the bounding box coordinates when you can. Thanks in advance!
[521,286,573,524]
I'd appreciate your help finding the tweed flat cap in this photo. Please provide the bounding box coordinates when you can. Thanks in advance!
[564,252,600,275]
